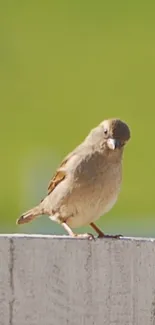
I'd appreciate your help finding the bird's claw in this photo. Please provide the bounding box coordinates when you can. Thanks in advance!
[98,234,122,239]
[74,233,95,241]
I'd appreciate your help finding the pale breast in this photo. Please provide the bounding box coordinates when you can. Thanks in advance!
[47,151,122,228]
[65,163,122,228]
[66,192,119,228]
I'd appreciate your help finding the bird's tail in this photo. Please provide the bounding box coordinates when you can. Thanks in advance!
[16,204,43,225]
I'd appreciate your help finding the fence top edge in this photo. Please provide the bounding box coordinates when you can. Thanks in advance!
[0,234,155,243]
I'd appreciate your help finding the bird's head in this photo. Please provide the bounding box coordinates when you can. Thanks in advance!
[100,118,131,151]
[86,118,130,153]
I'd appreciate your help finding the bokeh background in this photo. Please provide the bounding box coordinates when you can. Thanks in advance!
[1,1,155,237]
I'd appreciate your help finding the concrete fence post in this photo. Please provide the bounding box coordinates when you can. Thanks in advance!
[0,234,155,325]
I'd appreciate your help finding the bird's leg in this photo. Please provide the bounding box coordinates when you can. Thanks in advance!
[61,222,95,240]
[90,222,122,239]
[90,222,105,237]
[61,222,75,236]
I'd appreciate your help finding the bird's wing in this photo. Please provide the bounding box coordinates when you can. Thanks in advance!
[47,159,68,195]
[47,147,80,195]
[47,143,100,195]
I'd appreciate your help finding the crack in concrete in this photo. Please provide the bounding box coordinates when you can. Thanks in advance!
[9,238,15,325]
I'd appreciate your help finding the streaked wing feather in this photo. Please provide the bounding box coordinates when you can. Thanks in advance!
[47,143,84,195]
[47,160,67,195]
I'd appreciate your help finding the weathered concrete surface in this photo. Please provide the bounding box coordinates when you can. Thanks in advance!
[1,235,155,325]
[0,237,11,325]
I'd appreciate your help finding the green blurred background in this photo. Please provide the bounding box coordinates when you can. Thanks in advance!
[1,0,155,237]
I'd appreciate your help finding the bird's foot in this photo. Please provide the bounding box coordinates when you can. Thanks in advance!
[98,233,122,239]
[74,233,95,240]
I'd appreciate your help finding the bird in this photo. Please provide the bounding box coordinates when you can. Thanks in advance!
[16,118,131,239]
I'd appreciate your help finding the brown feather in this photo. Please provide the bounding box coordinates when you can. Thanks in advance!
[47,170,66,195]
[47,148,79,196]
[47,160,67,195]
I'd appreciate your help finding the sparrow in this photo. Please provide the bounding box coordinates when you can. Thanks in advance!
[16,118,130,239]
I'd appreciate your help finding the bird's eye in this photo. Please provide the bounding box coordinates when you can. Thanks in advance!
[104,128,108,135]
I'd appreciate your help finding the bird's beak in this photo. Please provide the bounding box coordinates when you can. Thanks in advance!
[107,138,121,150]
